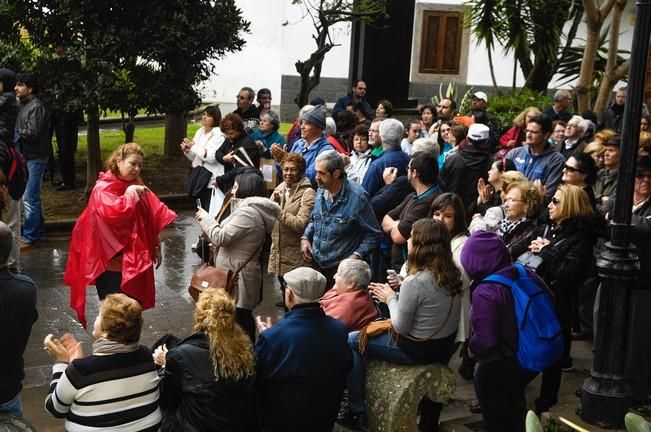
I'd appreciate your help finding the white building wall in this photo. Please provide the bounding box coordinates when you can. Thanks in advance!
[199,0,638,109]
[199,0,351,112]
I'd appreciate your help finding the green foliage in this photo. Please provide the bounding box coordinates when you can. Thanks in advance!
[74,122,293,159]
[7,0,248,117]
[488,89,552,130]
[464,0,583,91]
[555,26,630,90]
[430,82,458,108]
[139,0,250,115]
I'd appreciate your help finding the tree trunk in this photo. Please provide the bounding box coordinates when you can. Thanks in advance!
[487,48,500,95]
[164,112,186,158]
[575,24,601,112]
[576,0,618,111]
[121,111,136,143]
[594,60,630,116]
[593,0,628,118]
[525,59,556,92]
[84,105,102,200]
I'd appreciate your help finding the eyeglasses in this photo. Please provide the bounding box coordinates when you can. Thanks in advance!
[563,164,584,173]
[566,124,579,129]
[636,173,651,180]
[551,197,561,205]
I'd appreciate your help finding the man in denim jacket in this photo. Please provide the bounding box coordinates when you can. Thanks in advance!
[301,150,381,290]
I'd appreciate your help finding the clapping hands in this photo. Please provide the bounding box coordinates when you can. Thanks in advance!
[44,333,83,363]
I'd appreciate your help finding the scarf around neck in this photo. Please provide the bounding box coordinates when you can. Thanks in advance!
[92,338,139,356]
[498,216,527,236]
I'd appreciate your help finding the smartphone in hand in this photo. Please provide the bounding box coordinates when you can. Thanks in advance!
[196,198,202,209]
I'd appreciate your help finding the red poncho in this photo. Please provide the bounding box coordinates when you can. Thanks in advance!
[64,171,177,327]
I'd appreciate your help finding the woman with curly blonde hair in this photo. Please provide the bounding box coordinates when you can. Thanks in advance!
[155,288,256,431]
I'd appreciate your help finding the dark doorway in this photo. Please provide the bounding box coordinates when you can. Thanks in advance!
[350,0,416,109]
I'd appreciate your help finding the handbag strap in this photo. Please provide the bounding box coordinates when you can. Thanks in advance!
[231,211,266,279]
[216,195,234,223]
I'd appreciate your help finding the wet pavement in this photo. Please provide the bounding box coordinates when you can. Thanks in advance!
[18,211,285,431]
[16,210,612,431]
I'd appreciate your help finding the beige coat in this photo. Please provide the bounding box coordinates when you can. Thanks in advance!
[200,197,280,310]
[268,177,315,276]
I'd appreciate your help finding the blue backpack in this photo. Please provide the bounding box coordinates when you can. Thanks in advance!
[483,263,564,372]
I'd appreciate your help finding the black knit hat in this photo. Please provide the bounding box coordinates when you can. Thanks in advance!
[637,156,651,174]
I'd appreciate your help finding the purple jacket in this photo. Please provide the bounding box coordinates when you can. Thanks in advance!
[461,231,518,364]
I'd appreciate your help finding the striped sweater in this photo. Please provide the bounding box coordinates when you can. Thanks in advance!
[45,346,161,432]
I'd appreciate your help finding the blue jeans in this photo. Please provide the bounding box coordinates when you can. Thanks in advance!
[0,394,23,417]
[22,158,47,244]
[347,331,414,413]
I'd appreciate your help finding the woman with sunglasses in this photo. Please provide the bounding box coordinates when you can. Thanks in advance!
[561,153,597,209]
[525,184,599,414]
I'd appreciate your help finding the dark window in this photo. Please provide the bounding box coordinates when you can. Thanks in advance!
[419,11,462,74]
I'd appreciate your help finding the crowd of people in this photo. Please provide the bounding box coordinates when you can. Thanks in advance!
[2,77,651,432]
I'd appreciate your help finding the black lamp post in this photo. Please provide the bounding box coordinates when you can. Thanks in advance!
[580,0,651,427]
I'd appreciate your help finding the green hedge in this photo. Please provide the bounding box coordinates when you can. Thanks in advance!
[489,89,553,132]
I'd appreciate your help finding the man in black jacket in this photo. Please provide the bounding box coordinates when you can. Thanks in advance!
[600,87,626,133]
[0,221,38,417]
[440,123,493,218]
[15,72,49,249]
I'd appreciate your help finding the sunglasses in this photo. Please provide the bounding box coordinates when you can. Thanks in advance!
[564,164,584,173]
[551,197,561,205]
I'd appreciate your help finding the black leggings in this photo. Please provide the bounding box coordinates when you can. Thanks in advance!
[95,271,122,300]
[474,357,537,432]
[236,308,256,343]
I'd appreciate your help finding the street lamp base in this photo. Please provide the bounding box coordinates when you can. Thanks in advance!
[581,372,630,428]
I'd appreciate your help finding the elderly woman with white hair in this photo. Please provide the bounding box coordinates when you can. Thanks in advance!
[251,110,286,158]
[320,258,378,331]
[361,118,410,196]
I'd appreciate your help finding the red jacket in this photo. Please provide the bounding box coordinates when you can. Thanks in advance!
[64,171,177,326]
[320,288,378,331]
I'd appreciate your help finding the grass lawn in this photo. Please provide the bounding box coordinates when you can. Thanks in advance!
[45,121,293,221]
[75,121,293,160]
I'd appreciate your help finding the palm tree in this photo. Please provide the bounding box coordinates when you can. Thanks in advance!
[465,0,583,92]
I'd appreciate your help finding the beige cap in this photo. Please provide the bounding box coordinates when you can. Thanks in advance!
[284,267,327,302]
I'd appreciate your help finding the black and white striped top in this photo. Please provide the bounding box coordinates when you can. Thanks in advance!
[45,346,161,432]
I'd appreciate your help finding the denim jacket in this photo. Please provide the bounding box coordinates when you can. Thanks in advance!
[290,135,334,187]
[303,179,381,269]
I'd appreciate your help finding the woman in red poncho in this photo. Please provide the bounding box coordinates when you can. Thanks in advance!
[65,143,177,327]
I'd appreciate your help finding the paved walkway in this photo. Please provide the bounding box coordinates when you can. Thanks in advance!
[15,211,619,431]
